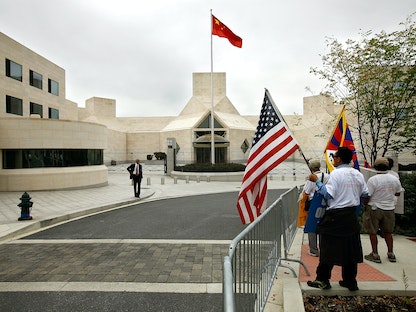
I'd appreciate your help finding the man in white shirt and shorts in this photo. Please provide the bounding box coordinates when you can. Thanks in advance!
[364,157,402,263]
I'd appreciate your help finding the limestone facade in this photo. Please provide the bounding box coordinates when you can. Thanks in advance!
[1,31,413,191]
[0,32,107,191]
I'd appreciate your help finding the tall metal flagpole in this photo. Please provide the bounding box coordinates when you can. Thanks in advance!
[210,9,215,165]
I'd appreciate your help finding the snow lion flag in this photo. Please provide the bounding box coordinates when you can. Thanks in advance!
[212,14,242,48]
[324,105,359,172]
[237,90,299,224]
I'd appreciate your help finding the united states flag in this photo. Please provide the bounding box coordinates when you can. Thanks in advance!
[237,90,299,224]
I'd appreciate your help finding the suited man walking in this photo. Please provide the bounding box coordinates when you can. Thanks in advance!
[127,159,143,197]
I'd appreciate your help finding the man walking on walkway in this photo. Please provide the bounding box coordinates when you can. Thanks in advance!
[306,147,368,291]
[127,159,143,197]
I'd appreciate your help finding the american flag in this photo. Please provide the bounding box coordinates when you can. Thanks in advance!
[237,90,299,224]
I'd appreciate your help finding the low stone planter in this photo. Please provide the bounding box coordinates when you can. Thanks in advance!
[171,170,244,182]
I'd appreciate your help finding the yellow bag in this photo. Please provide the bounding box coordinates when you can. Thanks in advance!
[297,192,309,227]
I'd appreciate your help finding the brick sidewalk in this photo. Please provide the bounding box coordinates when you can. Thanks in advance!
[0,240,227,284]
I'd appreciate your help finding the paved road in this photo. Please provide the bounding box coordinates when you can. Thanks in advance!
[0,190,287,311]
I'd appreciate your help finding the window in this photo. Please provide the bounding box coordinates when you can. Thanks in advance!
[30,102,43,118]
[3,149,104,169]
[5,59,22,81]
[6,95,23,116]
[197,114,224,128]
[30,70,43,89]
[48,79,59,95]
[241,139,249,154]
[48,107,59,119]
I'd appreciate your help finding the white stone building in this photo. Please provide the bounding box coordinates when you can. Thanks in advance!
[1,31,412,191]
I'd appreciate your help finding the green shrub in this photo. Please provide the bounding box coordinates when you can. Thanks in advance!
[174,163,246,172]
[395,172,416,236]
[398,163,416,171]
[153,152,166,160]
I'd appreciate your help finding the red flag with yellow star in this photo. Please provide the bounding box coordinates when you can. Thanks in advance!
[212,15,242,48]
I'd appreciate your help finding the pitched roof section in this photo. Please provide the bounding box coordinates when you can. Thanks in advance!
[178,73,240,116]
[163,73,250,131]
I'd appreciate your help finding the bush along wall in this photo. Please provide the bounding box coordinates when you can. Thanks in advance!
[174,163,246,172]
[153,152,166,160]
[395,172,416,236]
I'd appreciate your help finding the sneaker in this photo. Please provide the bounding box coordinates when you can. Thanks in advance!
[387,252,396,262]
[307,280,331,290]
[365,252,382,263]
[307,250,319,257]
[339,280,359,291]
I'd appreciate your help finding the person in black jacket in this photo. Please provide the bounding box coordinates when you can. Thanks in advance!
[127,159,143,197]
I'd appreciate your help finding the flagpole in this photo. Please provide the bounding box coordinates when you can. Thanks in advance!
[264,88,312,172]
[210,9,215,165]
[323,105,345,172]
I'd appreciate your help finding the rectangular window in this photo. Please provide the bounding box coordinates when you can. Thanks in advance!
[48,107,59,119]
[3,149,103,168]
[48,78,59,95]
[30,70,43,89]
[5,59,22,81]
[6,95,23,116]
[30,102,43,118]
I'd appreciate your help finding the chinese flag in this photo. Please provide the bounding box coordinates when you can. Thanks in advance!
[212,15,242,48]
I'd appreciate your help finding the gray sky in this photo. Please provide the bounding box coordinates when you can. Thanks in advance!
[1,0,414,117]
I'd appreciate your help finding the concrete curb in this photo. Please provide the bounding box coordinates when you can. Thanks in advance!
[0,192,155,243]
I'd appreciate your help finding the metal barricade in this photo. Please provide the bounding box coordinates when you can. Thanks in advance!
[280,186,310,277]
[223,187,296,312]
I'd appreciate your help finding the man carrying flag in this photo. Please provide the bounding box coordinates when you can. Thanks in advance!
[307,147,368,291]
[237,89,299,224]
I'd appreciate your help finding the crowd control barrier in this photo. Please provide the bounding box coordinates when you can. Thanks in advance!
[223,186,309,312]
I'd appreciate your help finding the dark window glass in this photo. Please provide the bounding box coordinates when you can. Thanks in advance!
[30,70,43,89]
[6,95,23,116]
[5,59,22,81]
[3,149,104,169]
[48,107,59,119]
[30,102,43,118]
[48,78,59,95]
[197,114,224,128]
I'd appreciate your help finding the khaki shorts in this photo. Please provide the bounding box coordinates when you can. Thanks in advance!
[363,206,395,234]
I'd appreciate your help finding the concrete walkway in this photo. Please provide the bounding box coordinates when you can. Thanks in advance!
[1,164,415,312]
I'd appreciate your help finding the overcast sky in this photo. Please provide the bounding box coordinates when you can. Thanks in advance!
[1,0,414,117]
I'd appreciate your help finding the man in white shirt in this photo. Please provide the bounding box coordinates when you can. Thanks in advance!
[306,147,368,291]
[363,157,402,263]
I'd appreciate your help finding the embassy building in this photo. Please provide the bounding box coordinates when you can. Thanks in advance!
[1,32,412,191]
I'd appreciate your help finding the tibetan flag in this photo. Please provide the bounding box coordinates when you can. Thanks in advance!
[212,14,242,48]
[237,90,299,224]
[324,106,359,172]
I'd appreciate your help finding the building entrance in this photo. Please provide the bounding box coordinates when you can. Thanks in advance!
[195,146,226,164]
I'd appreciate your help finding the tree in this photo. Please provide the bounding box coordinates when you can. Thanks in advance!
[311,14,416,165]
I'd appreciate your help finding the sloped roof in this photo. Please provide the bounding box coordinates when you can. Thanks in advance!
[161,114,203,131]
[215,112,256,130]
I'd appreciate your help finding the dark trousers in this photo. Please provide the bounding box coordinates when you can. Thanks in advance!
[316,262,358,286]
[132,176,142,197]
